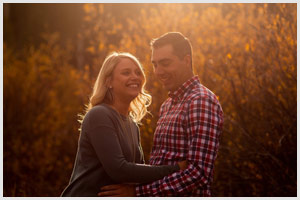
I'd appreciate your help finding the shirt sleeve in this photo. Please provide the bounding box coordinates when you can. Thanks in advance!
[135,97,223,196]
[86,107,180,184]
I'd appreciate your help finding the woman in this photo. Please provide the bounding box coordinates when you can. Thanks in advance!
[61,52,186,197]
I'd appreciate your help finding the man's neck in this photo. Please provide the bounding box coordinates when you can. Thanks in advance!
[185,72,194,82]
[170,72,194,93]
[181,71,194,85]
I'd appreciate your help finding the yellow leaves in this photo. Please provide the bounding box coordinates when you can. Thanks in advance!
[245,43,250,52]
[83,4,91,13]
[69,69,80,82]
[83,65,90,82]
[227,53,232,59]
[284,65,295,80]
[273,14,280,26]
[148,127,153,133]
[276,35,282,43]
[140,8,146,15]
[278,93,286,106]
[248,162,255,169]
[108,44,116,51]
[84,15,91,22]
[86,46,95,54]
[146,118,151,125]
[98,43,105,51]
[98,4,104,14]
[197,37,203,44]
[194,11,198,18]
[288,36,295,46]
[84,3,101,15]
[258,7,264,15]
[181,15,191,24]
[256,174,263,180]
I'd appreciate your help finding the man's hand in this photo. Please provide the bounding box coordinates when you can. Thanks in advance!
[98,184,136,197]
[178,160,189,170]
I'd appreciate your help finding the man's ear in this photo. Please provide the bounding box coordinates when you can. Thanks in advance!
[183,54,192,68]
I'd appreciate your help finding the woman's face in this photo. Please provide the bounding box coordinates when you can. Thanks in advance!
[110,58,144,103]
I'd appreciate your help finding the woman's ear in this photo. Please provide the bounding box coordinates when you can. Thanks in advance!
[105,77,112,89]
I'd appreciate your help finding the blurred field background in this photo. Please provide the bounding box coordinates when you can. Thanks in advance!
[3,3,297,197]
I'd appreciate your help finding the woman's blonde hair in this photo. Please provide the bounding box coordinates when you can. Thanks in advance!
[82,52,151,123]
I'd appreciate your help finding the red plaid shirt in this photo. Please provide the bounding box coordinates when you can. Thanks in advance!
[136,76,223,196]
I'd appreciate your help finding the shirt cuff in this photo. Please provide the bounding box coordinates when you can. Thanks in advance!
[135,184,145,196]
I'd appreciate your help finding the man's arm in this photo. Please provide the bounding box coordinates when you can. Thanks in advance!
[135,97,223,196]
[97,161,188,197]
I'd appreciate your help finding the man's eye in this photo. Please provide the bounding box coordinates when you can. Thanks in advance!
[161,61,171,66]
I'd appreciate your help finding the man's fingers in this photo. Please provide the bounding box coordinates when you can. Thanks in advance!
[98,190,119,196]
[101,184,121,191]
[98,184,124,196]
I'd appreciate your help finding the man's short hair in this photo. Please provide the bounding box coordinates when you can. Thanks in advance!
[150,32,193,63]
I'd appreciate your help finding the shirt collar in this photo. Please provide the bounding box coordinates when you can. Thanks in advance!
[168,76,200,101]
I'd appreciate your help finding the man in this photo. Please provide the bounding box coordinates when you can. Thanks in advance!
[98,32,224,196]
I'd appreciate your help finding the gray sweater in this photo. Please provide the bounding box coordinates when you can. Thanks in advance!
[61,104,179,197]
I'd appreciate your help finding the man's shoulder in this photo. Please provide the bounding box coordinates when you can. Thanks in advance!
[188,83,220,104]
[160,97,172,107]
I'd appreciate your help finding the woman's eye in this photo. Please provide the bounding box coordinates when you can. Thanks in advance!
[136,70,142,76]
[122,71,130,75]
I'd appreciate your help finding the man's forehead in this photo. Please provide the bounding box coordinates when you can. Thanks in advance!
[151,44,174,61]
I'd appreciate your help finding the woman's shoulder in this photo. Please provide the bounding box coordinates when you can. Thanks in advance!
[88,104,111,114]
[84,104,116,125]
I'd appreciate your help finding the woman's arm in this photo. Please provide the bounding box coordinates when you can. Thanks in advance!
[88,124,180,183]
[85,106,180,184]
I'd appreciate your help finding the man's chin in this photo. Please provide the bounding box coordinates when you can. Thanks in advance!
[164,85,176,92]
[162,83,171,91]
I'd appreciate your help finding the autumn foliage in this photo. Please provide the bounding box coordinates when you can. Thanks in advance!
[3,3,296,196]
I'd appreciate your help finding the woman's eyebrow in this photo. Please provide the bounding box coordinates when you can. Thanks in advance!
[120,67,131,71]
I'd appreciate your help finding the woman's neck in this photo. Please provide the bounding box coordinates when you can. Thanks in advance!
[110,98,130,116]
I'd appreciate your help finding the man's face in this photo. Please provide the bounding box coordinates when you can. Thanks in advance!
[151,44,189,92]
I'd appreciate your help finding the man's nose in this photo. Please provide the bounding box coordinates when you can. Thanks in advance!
[154,65,163,76]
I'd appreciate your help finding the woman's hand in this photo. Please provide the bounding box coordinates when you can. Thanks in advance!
[178,160,188,170]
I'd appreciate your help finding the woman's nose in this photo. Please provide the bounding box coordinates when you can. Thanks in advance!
[130,72,142,81]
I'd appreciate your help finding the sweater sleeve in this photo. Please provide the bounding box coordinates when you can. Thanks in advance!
[136,126,146,165]
[85,106,180,184]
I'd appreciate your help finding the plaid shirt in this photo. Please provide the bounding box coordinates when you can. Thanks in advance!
[136,76,223,196]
